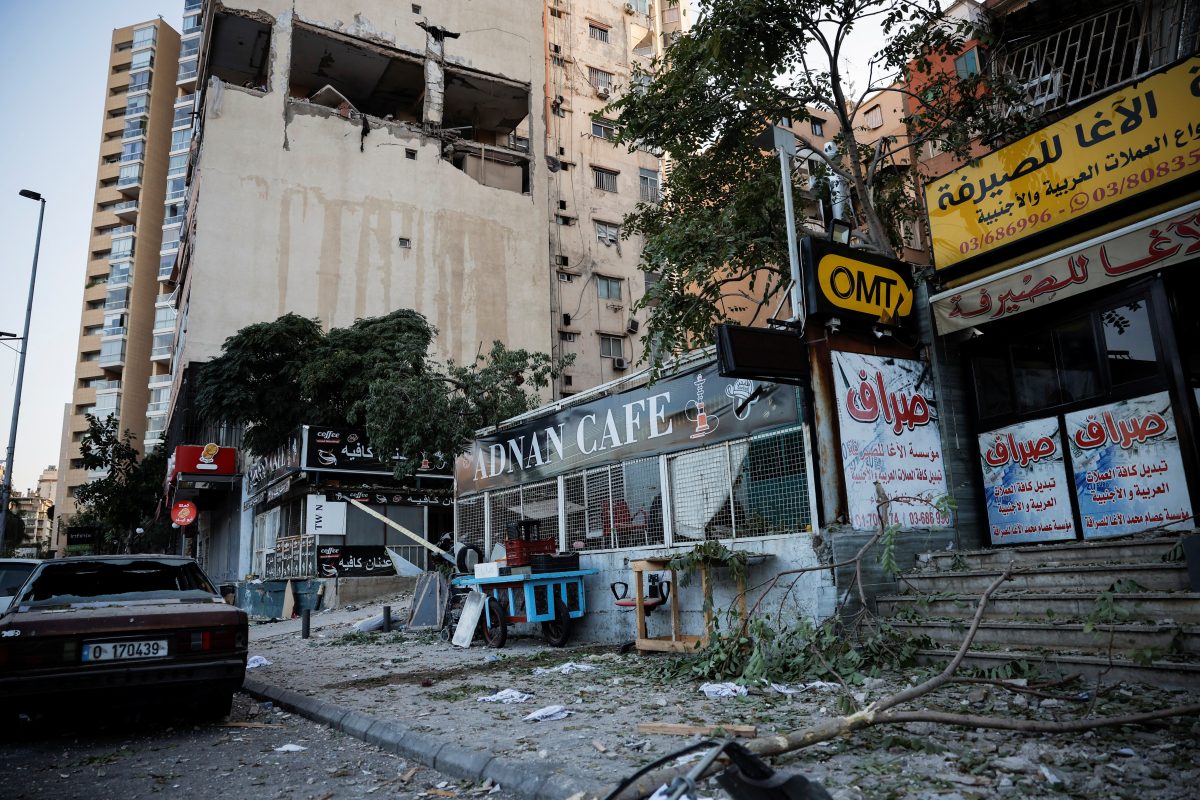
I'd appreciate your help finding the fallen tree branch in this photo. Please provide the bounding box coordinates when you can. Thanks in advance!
[879,704,1200,732]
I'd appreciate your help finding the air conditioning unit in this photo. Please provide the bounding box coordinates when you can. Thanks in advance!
[612,356,628,370]
[626,318,640,334]
[562,313,572,327]
[624,2,636,14]
[596,87,611,100]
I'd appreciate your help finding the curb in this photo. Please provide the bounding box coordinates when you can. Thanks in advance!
[242,676,607,800]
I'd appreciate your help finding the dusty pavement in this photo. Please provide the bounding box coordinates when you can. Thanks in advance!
[1,691,514,800]
[245,594,1200,800]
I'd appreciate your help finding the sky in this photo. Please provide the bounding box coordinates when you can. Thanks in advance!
[0,0,885,497]
[0,0,181,494]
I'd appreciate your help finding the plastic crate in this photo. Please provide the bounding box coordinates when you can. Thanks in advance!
[530,552,579,574]
[505,537,557,567]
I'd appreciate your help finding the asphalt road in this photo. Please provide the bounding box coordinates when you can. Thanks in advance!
[1,693,514,800]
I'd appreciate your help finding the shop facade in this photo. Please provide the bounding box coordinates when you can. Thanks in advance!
[926,55,1200,546]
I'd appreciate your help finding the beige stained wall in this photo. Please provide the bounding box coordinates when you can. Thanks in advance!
[55,19,180,523]
[177,2,549,372]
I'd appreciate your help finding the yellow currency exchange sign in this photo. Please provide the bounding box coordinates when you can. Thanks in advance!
[925,56,1200,271]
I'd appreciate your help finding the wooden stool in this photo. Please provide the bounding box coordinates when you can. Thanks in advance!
[629,556,748,653]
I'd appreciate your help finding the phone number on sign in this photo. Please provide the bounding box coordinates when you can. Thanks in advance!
[957,148,1200,256]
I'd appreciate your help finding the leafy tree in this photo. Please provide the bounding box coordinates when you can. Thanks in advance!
[608,0,1030,365]
[2,508,25,555]
[73,414,172,553]
[196,310,570,474]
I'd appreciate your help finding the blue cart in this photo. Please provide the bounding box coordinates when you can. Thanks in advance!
[451,569,598,647]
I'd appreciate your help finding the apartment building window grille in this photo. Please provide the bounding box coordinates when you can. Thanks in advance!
[597,276,623,301]
[595,221,620,243]
[588,67,614,93]
[864,105,883,129]
[132,26,157,50]
[170,129,193,152]
[120,141,144,163]
[599,335,625,358]
[589,23,610,43]
[591,118,616,139]
[592,167,618,192]
[131,51,153,72]
[955,47,981,79]
[639,168,660,202]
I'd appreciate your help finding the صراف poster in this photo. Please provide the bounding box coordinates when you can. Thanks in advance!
[979,417,1077,545]
[1065,391,1194,539]
[832,352,950,530]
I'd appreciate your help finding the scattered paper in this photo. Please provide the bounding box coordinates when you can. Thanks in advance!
[273,744,307,752]
[246,655,272,669]
[478,689,532,704]
[532,662,597,676]
[770,681,838,694]
[699,682,747,698]
[523,704,573,722]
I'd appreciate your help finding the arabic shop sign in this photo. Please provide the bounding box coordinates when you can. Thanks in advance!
[800,237,914,325]
[246,431,302,493]
[831,352,950,531]
[316,545,397,578]
[979,417,1077,546]
[931,202,1200,334]
[925,55,1200,270]
[456,365,799,494]
[301,426,451,477]
[1065,391,1194,539]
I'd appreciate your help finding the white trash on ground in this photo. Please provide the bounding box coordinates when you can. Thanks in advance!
[523,704,573,722]
[353,614,387,633]
[273,743,307,752]
[478,688,532,704]
[770,681,839,694]
[532,662,598,676]
[246,655,272,669]
[698,682,747,698]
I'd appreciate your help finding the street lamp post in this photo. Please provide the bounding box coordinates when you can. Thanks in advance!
[0,189,47,555]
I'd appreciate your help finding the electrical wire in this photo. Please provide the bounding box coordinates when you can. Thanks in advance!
[601,739,719,800]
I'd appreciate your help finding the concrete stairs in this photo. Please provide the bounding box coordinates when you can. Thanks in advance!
[877,533,1200,689]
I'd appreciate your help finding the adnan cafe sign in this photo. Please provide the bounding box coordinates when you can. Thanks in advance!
[456,366,800,494]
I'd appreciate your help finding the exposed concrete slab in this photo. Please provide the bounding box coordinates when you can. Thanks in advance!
[878,591,1200,623]
[921,535,1184,572]
[893,619,1200,654]
[902,563,1189,594]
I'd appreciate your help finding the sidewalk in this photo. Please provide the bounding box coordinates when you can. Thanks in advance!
[240,594,1200,800]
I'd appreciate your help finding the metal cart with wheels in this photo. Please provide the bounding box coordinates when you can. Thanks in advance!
[450,569,598,648]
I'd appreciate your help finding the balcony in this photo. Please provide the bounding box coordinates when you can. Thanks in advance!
[102,323,127,338]
[148,373,174,388]
[163,214,184,228]
[177,60,198,87]
[110,224,135,237]
[98,341,126,369]
[113,201,138,221]
[92,379,122,391]
[150,346,173,362]
[175,93,196,108]
[117,169,142,196]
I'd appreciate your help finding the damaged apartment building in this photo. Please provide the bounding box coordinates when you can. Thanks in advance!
[152,1,688,583]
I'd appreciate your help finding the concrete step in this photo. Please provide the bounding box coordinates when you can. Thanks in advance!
[877,591,1200,623]
[914,647,1200,690]
[900,563,1188,594]
[920,535,1184,573]
[892,619,1200,654]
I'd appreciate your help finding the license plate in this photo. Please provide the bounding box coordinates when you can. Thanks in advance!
[81,640,169,662]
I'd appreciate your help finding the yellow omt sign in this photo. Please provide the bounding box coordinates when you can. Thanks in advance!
[816,253,913,322]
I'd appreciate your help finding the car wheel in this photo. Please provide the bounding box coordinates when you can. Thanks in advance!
[541,603,572,648]
[480,596,507,648]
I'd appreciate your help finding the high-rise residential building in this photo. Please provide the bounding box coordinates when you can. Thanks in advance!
[7,466,57,555]
[155,1,689,582]
[53,19,182,534]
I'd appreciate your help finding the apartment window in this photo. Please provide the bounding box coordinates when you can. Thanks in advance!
[128,72,151,93]
[595,221,620,243]
[110,237,134,259]
[146,415,167,435]
[126,95,148,116]
[123,118,147,139]
[589,23,610,43]
[600,335,624,358]
[955,47,981,80]
[172,107,192,128]
[105,288,129,311]
[159,255,175,280]
[110,262,131,284]
[551,55,565,68]
[154,307,177,329]
[99,339,126,365]
[592,167,618,192]
[168,154,188,176]
[167,177,187,200]
[559,331,578,342]
[130,51,153,72]
[180,37,200,58]
[132,26,157,50]
[597,276,623,301]
[811,118,824,137]
[864,105,883,129]
[182,13,202,33]
[120,141,144,162]
[170,129,192,152]
[556,214,576,226]
[591,118,616,140]
[629,0,648,12]
[161,227,181,251]
[103,313,128,337]
[178,60,198,81]
[639,168,660,202]
[83,324,103,338]
[588,67,614,92]
[151,333,174,361]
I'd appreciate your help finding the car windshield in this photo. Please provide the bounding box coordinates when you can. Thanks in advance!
[18,559,217,608]
[1,562,36,598]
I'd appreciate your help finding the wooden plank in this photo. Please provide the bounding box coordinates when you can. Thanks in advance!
[634,566,648,641]
[637,722,757,738]
[636,635,702,653]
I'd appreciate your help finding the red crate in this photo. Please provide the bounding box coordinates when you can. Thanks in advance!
[505,537,557,567]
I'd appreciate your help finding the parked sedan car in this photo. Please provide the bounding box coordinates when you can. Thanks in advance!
[0,555,247,720]
[0,558,39,614]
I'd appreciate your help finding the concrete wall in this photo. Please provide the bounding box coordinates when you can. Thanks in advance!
[570,533,837,645]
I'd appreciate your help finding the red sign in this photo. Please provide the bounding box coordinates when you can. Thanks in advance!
[171,501,198,526]
[169,443,237,483]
